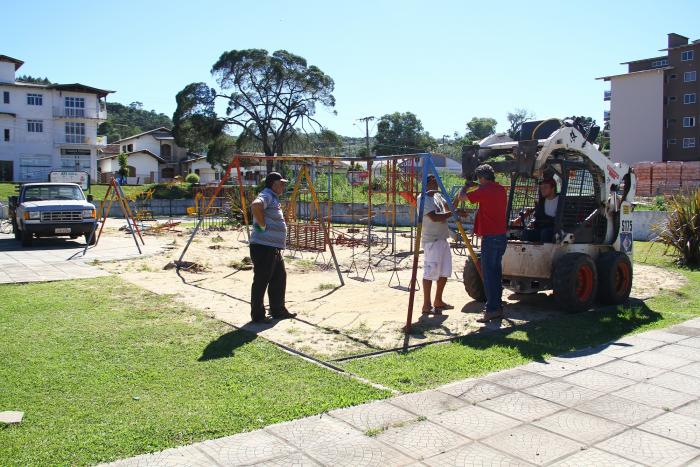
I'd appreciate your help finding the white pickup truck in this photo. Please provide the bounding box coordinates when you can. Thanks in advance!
[9,183,97,247]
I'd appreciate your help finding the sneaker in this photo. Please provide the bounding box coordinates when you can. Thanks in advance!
[476,309,504,323]
[271,310,297,320]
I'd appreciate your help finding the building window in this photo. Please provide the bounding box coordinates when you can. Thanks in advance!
[64,96,85,117]
[3,129,8,142]
[685,93,697,104]
[683,117,696,128]
[127,143,133,152]
[60,154,91,170]
[652,59,669,68]
[161,144,172,160]
[683,137,697,149]
[65,122,86,143]
[682,50,695,61]
[3,92,8,104]
[666,118,677,128]
[161,167,175,179]
[27,120,43,132]
[667,139,677,148]
[26,93,43,106]
[127,166,136,177]
[121,145,126,152]
[684,71,697,82]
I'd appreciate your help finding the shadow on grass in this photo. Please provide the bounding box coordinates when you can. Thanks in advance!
[452,298,664,362]
[198,329,257,361]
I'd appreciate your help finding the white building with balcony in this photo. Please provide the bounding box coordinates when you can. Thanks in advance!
[0,54,112,182]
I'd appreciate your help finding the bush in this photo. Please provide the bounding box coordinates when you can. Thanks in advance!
[657,188,700,267]
[185,173,200,184]
[146,183,193,199]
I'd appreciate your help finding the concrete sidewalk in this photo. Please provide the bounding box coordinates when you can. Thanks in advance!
[104,319,700,466]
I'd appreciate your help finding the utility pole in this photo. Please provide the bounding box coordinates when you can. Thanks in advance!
[357,116,374,158]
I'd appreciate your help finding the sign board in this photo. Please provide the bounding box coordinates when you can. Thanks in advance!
[48,171,90,190]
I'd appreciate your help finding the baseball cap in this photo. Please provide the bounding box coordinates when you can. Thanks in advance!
[265,172,289,186]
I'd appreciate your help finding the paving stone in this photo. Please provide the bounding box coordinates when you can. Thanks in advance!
[637,329,690,343]
[197,429,297,465]
[657,344,700,362]
[680,337,700,349]
[424,441,529,466]
[375,420,469,460]
[266,414,363,450]
[551,447,644,466]
[330,400,416,432]
[550,352,616,369]
[666,325,700,337]
[576,394,663,425]
[0,411,23,424]
[677,362,700,379]
[639,412,700,447]
[677,400,700,420]
[612,382,696,409]
[389,390,468,417]
[485,369,551,390]
[523,381,603,408]
[533,409,626,444]
[100,446,215,467]
[438,379,512,403]
[562,369,636,392]
[596,428,699,466]
[478,392,564,422]
[647,371,700,396]
[598,336,664,357]
[482,424,582,465]
[622,350,693,370]
[520,360,580,378]
[431,405,522,439]
[255,451,320,466]
[595,359,667,381]
[304,434,414,466]
[683,318,700,329]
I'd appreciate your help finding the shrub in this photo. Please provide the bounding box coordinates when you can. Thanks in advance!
[146,183,193,199]
[656,188,700,267]
[185,173,200,184]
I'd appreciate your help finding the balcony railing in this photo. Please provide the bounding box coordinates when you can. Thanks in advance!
[604,110,611,121]
[604,90,611,101]
[53,107,107,120]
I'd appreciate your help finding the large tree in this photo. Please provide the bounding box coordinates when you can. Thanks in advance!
[173,49,336,168]
[466,117,497,140]
[373,112,435,156]
[506,108,535,139]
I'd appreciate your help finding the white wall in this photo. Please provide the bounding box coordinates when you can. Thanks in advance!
[189,158,219,184]
[0,62,15,83]
[0,84,103,181]
[609,70,664,165]
[118,134,161,156]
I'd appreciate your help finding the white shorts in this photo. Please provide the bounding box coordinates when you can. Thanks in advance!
[423,239,452,281]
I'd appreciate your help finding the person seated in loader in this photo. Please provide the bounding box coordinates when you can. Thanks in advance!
[511,178,559,243]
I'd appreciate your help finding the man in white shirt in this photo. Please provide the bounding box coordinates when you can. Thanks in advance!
[417,175,454,315]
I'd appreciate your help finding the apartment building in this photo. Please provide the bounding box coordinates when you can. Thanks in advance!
[599,33,700,164]
[0,54,112,182]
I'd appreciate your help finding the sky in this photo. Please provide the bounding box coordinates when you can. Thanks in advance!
[2,0,698,140]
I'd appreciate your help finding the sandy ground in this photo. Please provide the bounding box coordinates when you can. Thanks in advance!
[98,221,687,360]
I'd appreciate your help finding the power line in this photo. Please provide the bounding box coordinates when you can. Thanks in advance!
[356,116,374,157]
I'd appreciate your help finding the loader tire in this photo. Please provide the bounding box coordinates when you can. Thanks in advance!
[552,253,597,313]
[597,251,632,305]
[463,254,486,302]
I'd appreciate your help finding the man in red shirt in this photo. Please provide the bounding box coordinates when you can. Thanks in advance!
[458,164,508,322]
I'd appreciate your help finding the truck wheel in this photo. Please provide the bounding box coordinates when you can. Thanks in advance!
[463,254,486,302]
[552,253,597,312]
[597,251,633,305]
[85,232,96,246]
[20,230,33,247]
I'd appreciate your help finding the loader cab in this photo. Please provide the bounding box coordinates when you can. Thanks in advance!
[506,159,607,244]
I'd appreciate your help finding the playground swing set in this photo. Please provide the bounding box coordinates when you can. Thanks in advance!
[174,152,480,334]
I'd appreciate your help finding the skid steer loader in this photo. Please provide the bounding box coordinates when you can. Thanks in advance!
[461,118,635,312]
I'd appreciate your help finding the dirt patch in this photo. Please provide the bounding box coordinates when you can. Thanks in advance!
[98,226,686,359]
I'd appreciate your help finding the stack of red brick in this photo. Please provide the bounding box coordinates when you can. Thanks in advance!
[633,161,700,196]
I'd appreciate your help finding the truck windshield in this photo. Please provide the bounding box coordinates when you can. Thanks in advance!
[23,186,85,202]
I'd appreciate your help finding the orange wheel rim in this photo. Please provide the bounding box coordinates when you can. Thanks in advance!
[614,262,630,294]
[575,265,594,301]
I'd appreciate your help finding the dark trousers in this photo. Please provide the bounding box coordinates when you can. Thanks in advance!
[250,243,286,320]
[481,234,507,313]
[522,226,555,243]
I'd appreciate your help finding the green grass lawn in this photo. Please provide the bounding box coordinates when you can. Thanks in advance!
[0,277,388,466]
[341,241,700,392]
